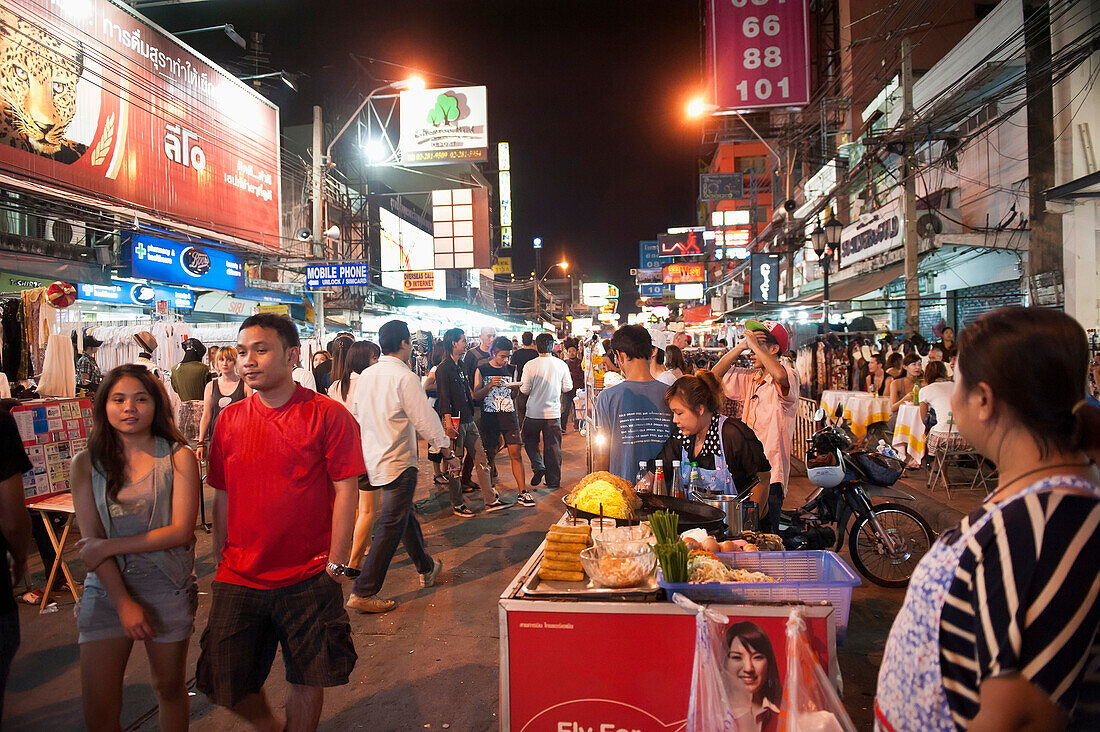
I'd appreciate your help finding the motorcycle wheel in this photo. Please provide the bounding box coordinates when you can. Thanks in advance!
[848,502,933,588]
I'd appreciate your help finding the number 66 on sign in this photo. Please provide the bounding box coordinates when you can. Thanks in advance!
[705,0,811,110]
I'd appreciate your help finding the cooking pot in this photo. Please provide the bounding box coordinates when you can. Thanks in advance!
[689,489,749,535]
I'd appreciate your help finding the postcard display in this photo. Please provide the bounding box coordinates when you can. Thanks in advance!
[12,398,93,504]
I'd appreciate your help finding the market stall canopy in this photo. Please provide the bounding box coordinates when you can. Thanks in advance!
[794,262,905,305]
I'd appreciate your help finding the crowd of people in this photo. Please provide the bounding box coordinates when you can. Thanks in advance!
[1,307,1098,730]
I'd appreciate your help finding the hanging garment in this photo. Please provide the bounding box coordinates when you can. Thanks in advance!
[38,333,76,397]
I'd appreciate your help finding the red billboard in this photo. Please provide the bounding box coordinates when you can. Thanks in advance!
[662,262,706,284]
[0,0,280,248]
[706,0,810,110]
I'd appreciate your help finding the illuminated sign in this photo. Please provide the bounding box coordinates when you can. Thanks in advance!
[128,234,243,291]
[492,257,512,275]
[305,263,371,288]
[662,263,706,284]
[658,231,703,256]
[639,240,661,269]
[432,188,491,269]
[839,199,904,267]
[498,142,512,249]
[711,210,751,227]
[0,0,280,247]
[400,86,488,164]
[403,270,437,292]
[77,282,194,309]
[380,208,445,299]
[674,283,705,300]
[750,253,781,302]
[581,282,620,305]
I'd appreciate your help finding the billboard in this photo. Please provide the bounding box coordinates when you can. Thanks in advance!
[379,208,445,300]
[400,86,488,164]
[639,240,661,269]
[706,0,811,110]
[750,253,781,302]
[839,199,903,267]
[662,263,706,284]
[77,281,194,309]
[0,0,281,247]
[431,188,491,269]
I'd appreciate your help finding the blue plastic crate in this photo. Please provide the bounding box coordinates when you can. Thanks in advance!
[658,550,862,641]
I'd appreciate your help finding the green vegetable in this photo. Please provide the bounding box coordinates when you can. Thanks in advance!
[650,510,680,545]
[654,541,689,583]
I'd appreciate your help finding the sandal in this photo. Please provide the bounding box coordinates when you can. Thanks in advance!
[433,474,450,486]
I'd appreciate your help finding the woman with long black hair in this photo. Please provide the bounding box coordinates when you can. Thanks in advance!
[725,621,783,732]
[70,365,200,731]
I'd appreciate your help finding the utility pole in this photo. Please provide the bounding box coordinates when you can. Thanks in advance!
[311,105,326,344]
[900,38,920,335]
[1023,0,1062,303]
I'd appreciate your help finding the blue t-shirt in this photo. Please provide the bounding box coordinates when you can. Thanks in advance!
[596,379,672,482]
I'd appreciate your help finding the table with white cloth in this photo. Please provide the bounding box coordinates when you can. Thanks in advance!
[819,390,891,440]
[891,403,927,466]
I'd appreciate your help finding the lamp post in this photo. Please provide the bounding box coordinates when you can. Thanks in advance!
[811,214,843,328]
[535,260,568,325]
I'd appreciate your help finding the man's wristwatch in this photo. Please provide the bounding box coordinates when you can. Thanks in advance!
[326,562,360,578]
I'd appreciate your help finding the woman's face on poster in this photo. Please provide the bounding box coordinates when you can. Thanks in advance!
[727,636,768,697]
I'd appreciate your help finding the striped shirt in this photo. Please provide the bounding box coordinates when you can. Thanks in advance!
[939,483,1100,729]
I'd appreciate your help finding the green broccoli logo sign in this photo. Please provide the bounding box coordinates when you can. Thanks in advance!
[427,92,461,127]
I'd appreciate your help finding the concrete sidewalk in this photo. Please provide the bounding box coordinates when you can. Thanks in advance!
[4,431,988,731]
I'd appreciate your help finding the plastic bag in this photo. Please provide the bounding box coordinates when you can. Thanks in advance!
[780,609,855,732]
[675,593,741,732]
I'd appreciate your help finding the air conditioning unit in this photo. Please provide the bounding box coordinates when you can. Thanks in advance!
[39,216,88,246]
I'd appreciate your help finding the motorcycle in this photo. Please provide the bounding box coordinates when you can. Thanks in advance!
[780,406,934,587]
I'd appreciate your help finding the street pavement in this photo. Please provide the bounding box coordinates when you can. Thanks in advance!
[4,430,985,731]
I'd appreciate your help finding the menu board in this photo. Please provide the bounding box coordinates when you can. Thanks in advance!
[11,398,93,505]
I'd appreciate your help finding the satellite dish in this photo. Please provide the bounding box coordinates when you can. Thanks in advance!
[295,227,312,241]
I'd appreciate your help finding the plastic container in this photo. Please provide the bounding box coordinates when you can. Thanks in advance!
[657,550,862,641]
[580,546,657,589]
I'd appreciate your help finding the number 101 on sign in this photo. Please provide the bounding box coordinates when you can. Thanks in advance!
[706,0,810,109]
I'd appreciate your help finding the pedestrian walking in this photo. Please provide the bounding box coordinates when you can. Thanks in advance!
[339,341,383,568]
[473,336,535,506]
[324,335,354,400]
[195,346,248,464]
[0,409,31,721]
[519,333,572,491]
[713,320,798,534]
[593,325,670,482]
[511,332,538,429]
[562,339,583,432]
[437,328,507,514]
[170,337,209,447]
[876,307,1100,731]
[69,365,201,731]
[463,326,495,383]
[346,320,458,613]
[195,314,363,731]
[422,343,450,488]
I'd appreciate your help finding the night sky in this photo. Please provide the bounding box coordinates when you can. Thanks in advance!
[145,0,704,302]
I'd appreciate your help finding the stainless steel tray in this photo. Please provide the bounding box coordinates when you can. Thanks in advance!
[520,563,660,598]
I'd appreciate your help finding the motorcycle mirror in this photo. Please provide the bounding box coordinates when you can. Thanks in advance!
[813,408,826,422]
[834,404,845,420]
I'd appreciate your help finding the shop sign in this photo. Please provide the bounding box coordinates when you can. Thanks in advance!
[402,270,436,292]
[658,231,703,257]
[638,283,664,298]
[0,0,280,247]
[599,300,617,314]
[674,283,705,300]
[255,303,289,316]
[635,267,662,284]
[492,257,512,275]
[700,172,744,201]
[581,282,619,304]
[400,86,488,164]
[431,188,491,269]
[639,240,661,269]
[128,234,243,291]
[750,253,781,302]
[193,291,258,316]
[0,272,47,292]
[305,263,370,288]
[839,199,903,267]
[705,0,811,109]
[662,262,706,284]
[77,282,194,310]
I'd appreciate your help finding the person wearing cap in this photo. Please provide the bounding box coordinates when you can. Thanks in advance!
[132,331,162,379]
[172,338,210,447]
[712,320,799,533]
[76,332,103,393]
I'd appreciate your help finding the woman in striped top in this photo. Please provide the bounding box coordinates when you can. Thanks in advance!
[876,307,1100,731]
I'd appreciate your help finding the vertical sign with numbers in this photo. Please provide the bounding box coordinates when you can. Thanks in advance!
[706,0,810,109]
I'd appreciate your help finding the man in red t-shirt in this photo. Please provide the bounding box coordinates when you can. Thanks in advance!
[196,314,364,730]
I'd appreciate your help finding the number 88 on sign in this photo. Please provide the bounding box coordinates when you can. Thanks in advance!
[706,0,811,109]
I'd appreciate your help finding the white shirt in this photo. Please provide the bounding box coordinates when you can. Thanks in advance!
[327,372,359,409]
[520,354,573,419]
[919,379,956,436]
[292,366,317,392]
[656,370,678,386]
[351,355,450,486]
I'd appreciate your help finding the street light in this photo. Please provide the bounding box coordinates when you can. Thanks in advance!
[534,260,568,326]
[239,71,299,92]
[811,214,844,327]
[176,24,247,49]
[326,76,424,163]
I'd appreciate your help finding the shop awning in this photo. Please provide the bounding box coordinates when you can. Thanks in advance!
[794,262,905,304]
[0,250,112,286]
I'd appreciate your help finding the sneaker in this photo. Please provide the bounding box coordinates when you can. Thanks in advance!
[530,469,545,486]
[420,558,443,588]
[453,505,476,518]
[485,496,510,512]
[516,491,536,507]
[462,481,479,494]
[346,594,396,613]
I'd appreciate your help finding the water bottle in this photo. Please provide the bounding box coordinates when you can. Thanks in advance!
[670,461,682,498]
[689,464,705,497]
[635,461,652,494]
[653,460,665,496]
[876,439,899,459]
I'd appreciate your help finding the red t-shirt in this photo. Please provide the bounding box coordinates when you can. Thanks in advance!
[206,385,365,589]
